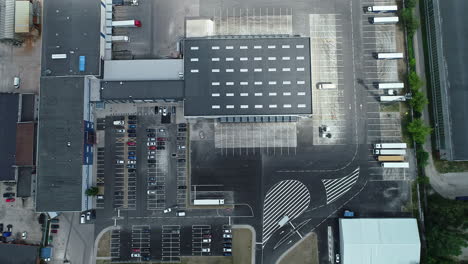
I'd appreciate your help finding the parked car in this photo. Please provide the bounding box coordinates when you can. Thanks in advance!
[127,141,136,146]
[177,137,185,140]
[156,146,165,150]
[131,253,140,258]
[21,231,27,239]
[128,169,136,173]
[128,160,136,164]
[148,155,155,159]
[158,128,165,132]
[50,219,59,223]
[127,164,136,168]
[5,198,15,202]
[177,185,187,189]
[178,128,187,132]
[128,151,136,155]
[202,248,210,252]
[171,106,176,114]
[51,224,60,229]
[148,151,156,155]
[178,145,186,150]
[149,164,156,168]
[163,208,172,214]
[162,107,167,116]
[86,212,91,221]
[128,120,137,124]
[116,129,125,133]
[128,133,137,137]
[128,115,137,120]
[223,229,232,234]
[154,106,159,114]
[146,129,156,133]
[157,137,166,141]
[202,238,211,243]
[80,214,86,224]
[115,160,124,164]
[148,137,156,141]
[147,142,156,146]
[178,159,186,163]
[223,248,232,252]
[149,146,156,150]
[203,234,211,238]
[51,230,58,234]
[147,133,156,137]
[223,243,232,247]
[178,123,187,128]
[129,125,137,128]
[223,234,232,238]
[223,252,232,256]
[2,193,15,198]
[157,142,165,146]
[127,129,136,133]
[223,238,232,243]
[148,177,156,181]
[128,156,136,160]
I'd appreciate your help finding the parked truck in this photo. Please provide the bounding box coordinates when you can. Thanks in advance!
[381,162,409,168]
[377,82,404,89]
[375,52,404,59]
[378,156,405,162]
[111,36,130,42]
[193,199,225,205]
[374,149,407,155]
[374,143,407,149]
[369,16,399,24]
[380,96,406,102]
[366,5,398,13]
[111,20,142,27]
[317,82,337,89]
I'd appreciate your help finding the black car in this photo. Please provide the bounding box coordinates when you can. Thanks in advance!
[149,164,156,168]
[178,159,186,163]
[128,133,137,137]
[127,129,136,133]
[157,142,165,146]
[128,169,136,173]
[128,120,137,124]
[51,224,60,229]
[148,177,156,181]
[178,123,187,128]
[177,137,185,140]
[177,185,187,189]
[2,193,15,198]
[178,128,187,132]
[127,164,136,168]
[154,106,159,114]
[128,115,137,120]
[90,210,96,219]
[156,146,165,150]
[146,128,156,133]
[147,133,156,137]
[148,160,156,163]
[171,106,176,114]
[223,252,232,256]
[224,238,232,242]
[223,243,232,247]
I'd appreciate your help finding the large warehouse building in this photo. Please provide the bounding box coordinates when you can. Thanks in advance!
[339,218,421,264]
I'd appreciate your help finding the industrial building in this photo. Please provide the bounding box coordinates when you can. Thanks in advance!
[339,218,421,264]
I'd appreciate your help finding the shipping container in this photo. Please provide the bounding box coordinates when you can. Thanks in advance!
[377,155,405,162]
[381,162,410,168]
[377,83,405,89]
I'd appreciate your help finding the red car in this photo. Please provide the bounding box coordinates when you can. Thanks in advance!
[51,230,58,234]
[127,141,136,146]
[6,198,15,202]
[149,146,156,150]
[132,248,140,252]
[157,137,166,141]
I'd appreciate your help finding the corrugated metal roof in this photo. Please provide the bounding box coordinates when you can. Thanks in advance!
[339,218,421,264]
[103,59,184,81]
[0,0,15,39]
[14,1,31,33]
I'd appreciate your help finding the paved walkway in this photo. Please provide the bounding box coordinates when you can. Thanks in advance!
[414,2,468,199]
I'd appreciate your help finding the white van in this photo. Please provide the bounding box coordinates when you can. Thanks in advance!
[317,82,336,89]
[13,77,20,89]
[80,214,86,224]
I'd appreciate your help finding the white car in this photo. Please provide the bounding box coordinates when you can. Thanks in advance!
[336,254,340,263]
[202,238,211,243]
[147,137,156,141]
[113,120,124,125]
[116,160,124,164]
[162,107,167,116]
[21,231,27,239]
[202,248,210,252]
[148,151,156,155]
[223,247,232,252]
[147,142,156,146]
[148,155,155,159]
[80,214,86,224]
[86,211,91,221]
[116,129,125,133]
[223,229,232,233]
[223,234,232,238]
[163,208,172,214]
[131,253,140,257]
[128,160,136,164]
[147,190,157,195]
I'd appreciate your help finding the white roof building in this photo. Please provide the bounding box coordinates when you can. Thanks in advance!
[339,218,421,264]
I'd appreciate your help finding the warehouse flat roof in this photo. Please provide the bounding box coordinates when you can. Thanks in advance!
[36,77,85,212]
[103,59,184,81]
[101,80,185,101]
[339,218,421,264]
[183,37,312,117]
[41,0,100,76]
[0,93,19,181]
[15,122,35,166]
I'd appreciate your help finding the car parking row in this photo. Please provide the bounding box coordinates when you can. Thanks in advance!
[146,127,168,210]
[110,229,121,260]
[192,225,212,256]
[95,147,105,209]
[162,225,181,262]
[176,123,188,208]
[131,225,151,261]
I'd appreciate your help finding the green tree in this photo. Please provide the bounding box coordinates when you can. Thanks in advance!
[85,186,99,196]
[408,71,423,92]
[407,119,432,144]
[416,147,429,167]
[405,0,417,9]
[410,90,428,113]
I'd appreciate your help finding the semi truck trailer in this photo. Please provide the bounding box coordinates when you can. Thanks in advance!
[366,5,398,13]
[374,149,407,155]
[381,162,409,168]
[369,16,399,24]
[377,82,404,89]
[374,143,407,149]
[377,156,405,162]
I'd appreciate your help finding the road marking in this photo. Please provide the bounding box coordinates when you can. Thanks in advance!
[322,167,360,204]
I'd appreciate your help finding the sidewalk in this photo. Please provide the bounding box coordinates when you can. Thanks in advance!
[414,2,468,199]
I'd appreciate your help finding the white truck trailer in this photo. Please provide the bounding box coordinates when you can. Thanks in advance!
[369,16,399,24]
[193,199,225,205]
[377,83,405,89]
[374,143,407,149]
[366,5,398,13]
[374,149,407,155]
[375,52,404,59]
[111,36,130,42]
[111,19,142,27]
[380,96,406,102]
[381,162,410,168]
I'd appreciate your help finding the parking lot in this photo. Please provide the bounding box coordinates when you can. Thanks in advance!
[192,225,212,256]
[162,225,181,262]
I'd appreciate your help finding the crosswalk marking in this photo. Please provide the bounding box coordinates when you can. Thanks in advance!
[262,180,310,244]
[322,167,359,204]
